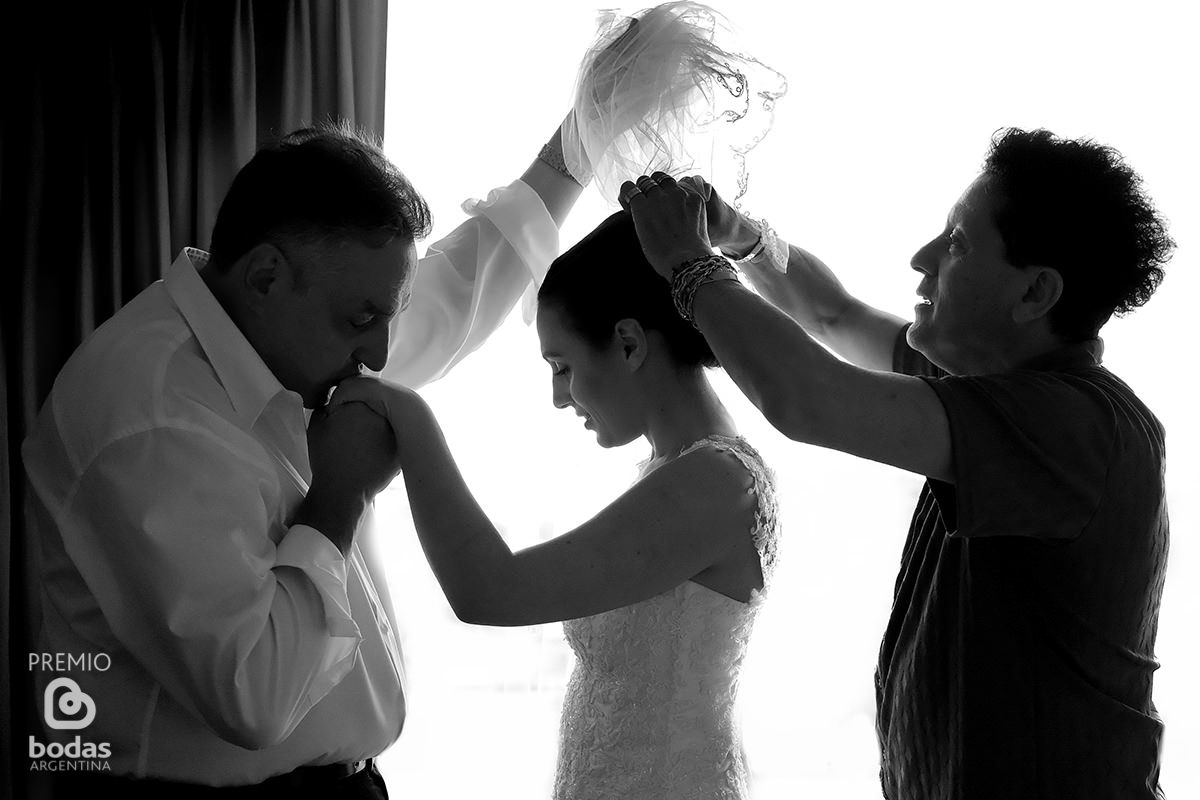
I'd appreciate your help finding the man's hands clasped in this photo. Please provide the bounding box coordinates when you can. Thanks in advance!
[297,378,415,554]
[308,400,401,501]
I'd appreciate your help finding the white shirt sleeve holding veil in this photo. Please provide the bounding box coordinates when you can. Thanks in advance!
[381,178,557,388]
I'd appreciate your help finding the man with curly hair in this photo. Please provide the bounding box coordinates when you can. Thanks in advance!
[622,128,1174,799]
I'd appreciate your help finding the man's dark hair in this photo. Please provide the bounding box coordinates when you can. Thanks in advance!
[538,211,718,369]
[983,127,1173,340]
[208,121,432,271]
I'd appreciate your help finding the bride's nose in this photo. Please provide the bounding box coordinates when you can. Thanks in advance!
[551,375,571,409]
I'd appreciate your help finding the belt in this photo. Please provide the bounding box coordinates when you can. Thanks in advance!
[51,758,375,799]
[261,758,371,790]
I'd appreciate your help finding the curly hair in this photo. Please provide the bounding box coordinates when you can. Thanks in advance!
[983,128,1174,340]
[538,211,718,369]
[209,120,432,272]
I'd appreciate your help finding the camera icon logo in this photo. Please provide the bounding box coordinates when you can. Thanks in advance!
[44,677,97,730]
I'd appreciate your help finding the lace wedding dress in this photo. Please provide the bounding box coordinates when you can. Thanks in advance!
[553,435,781,800]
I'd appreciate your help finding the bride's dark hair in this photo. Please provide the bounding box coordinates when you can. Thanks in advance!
[538,211,718,369]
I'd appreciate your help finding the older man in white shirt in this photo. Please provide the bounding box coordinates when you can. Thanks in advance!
[22,121,582,798]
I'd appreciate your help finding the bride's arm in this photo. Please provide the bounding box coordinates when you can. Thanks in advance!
[336,379,757,626]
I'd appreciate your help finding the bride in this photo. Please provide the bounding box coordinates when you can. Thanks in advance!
[325,207,780,799]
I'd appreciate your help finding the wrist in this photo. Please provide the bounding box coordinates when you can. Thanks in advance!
[671,254,740,325]
[388,389,432,465]
[294,486,368,555]
[539,120,591,187]
[719,215,761,259]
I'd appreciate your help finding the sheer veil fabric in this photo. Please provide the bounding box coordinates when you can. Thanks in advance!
[563,1,787,209]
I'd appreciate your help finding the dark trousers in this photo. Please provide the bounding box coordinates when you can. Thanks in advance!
[51,759,390,800]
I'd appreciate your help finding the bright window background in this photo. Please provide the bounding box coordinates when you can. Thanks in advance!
[380,1,1198,796]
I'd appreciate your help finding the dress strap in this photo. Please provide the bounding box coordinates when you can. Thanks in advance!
[678,435,781,584]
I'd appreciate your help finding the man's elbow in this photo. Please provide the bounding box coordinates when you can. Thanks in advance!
[205,691,308,750]
[759,393,814,444]
[450,595,488,626]
[212,715,294,751]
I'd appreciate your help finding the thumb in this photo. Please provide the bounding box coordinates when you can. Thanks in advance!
[679,175,713,201]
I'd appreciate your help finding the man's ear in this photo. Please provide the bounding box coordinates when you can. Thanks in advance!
[613,318,649,370]
[1013,266,1064,324]
[241,243,295,302]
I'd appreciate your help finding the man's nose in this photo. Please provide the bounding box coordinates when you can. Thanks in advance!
[354,325,390,374]
[910,237,940,275]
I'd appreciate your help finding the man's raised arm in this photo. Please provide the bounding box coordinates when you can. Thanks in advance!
[622,173,953,482]
[703,179,907,372]
[379,117,583,389]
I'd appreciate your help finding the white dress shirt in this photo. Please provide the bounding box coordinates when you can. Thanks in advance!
[22,180,557,784]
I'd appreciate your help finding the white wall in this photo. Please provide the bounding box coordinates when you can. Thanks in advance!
[380,1,1198,795]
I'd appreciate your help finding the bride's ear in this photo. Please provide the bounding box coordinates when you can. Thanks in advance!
[613,318,649,370]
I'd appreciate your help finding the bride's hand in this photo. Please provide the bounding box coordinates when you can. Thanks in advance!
[307,400,399,504]
[326,376,430,463]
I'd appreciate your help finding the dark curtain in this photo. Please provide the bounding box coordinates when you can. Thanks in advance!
[0,2,387,794]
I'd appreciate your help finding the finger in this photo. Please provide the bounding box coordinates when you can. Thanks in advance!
[330,397,391,425]
[680,174,712,200]
[327,375,377,406]
[650,171,678,191]
[618,180,644,209]
[635,174,659,193]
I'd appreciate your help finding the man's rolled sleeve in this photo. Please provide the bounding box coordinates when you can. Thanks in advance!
[276,524,360,639]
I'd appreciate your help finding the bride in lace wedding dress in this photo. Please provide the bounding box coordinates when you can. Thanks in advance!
[329,208,781,798]
[316,5,788,794]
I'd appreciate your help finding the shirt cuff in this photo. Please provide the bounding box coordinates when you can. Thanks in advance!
[462,179,559,322]
[277,524,361,639]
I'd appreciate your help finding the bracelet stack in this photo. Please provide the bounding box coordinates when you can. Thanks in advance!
[671,254,740,325]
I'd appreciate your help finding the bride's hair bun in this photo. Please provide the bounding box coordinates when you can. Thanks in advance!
[538,211,718,369]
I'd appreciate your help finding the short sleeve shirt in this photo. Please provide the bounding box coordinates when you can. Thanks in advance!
[875,328,1168,800]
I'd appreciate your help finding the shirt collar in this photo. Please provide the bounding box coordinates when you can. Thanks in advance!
[164,247,294,425]
[1016,337,1104,372]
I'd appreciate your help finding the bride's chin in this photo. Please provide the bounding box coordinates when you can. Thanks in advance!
[594,429,639,449]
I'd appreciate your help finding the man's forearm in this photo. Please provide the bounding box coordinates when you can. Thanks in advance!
[739,244,856,339]
[690,278,848,445]
[740,243,907,372]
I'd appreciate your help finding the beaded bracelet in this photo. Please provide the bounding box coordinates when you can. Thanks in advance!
[537,140,592,187]
[671,254,740,325]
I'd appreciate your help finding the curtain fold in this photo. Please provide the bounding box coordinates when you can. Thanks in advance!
[1,2,387,794]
